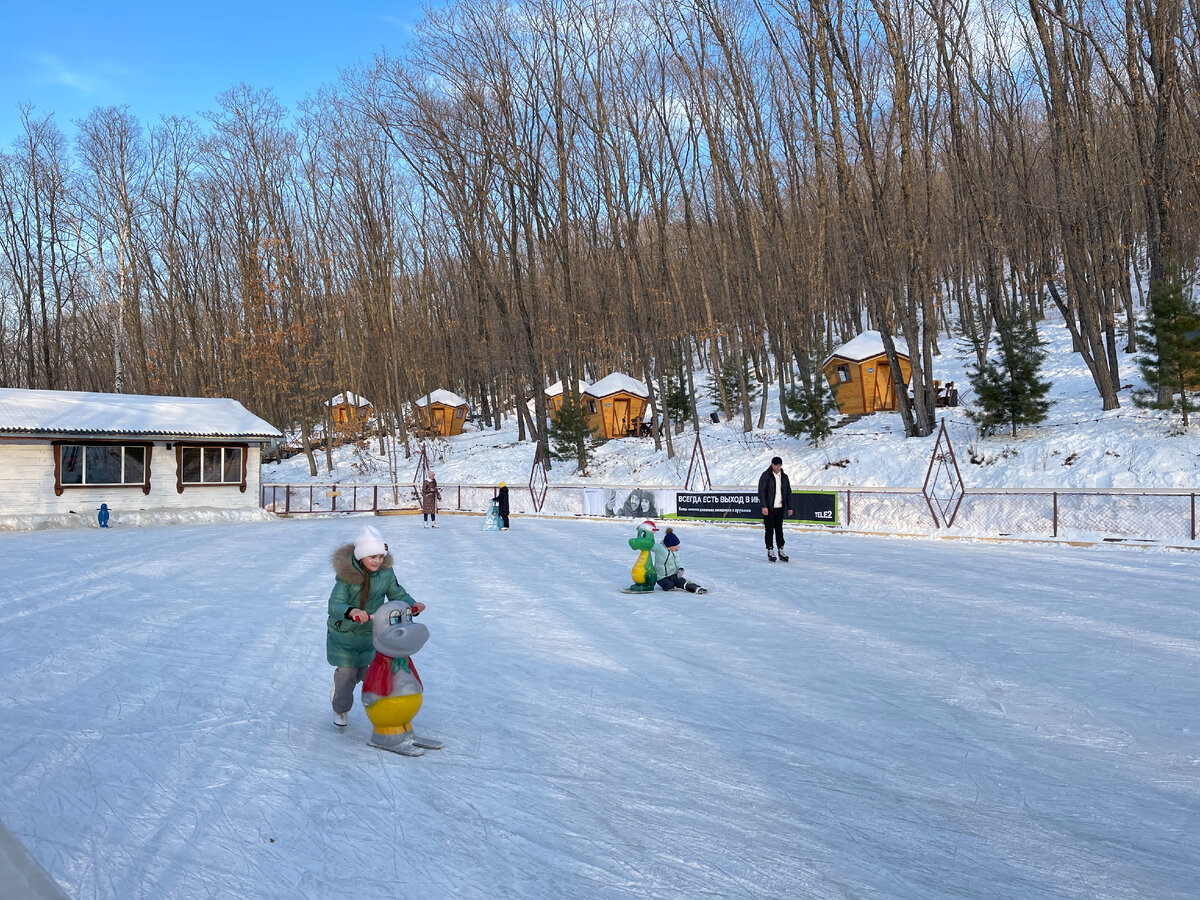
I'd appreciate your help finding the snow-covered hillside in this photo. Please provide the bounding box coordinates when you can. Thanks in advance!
[267,320,1200,492]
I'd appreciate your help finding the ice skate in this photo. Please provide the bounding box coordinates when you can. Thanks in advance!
[368,730,425,756]
[767,549,777,562]
[331,682,347,727]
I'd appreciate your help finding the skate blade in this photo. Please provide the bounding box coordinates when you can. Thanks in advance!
[368,739,425,757]
[412,735,444,750]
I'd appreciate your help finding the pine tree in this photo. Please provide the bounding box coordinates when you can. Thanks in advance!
[547,398,603,474]
[966,319,1053,437]
[783,362,839,446]
[1134,265,1200,426]
[663,352,692,431]
[705,354,759,419]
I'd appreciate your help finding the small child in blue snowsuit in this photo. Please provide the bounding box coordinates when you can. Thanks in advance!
[652,528,707,593]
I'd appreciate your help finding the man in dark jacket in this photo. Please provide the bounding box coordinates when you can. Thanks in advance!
[757,456,792,562]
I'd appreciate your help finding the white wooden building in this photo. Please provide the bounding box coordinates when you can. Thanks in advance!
[0,388,281,521]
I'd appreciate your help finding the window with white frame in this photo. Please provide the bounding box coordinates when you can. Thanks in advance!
[57,444,149,487]
[178,446,243,485]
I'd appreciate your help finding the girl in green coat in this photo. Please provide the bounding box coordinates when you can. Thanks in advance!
[328,524,425,727]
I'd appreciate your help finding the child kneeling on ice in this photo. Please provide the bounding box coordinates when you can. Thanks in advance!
[653,527,707,594]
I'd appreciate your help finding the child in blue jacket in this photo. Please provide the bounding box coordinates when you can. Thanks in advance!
[652,528,707,593]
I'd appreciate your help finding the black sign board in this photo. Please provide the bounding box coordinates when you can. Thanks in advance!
[675,491,839,526]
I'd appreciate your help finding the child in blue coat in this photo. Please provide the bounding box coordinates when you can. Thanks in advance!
[652,528,707,593]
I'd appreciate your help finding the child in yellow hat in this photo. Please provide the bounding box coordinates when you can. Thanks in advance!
[497,481,510,530]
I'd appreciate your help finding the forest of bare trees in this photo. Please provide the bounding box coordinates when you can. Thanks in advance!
[2,0,1198,468]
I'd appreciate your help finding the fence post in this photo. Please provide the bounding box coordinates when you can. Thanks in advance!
[284,486,291,515]
[374,484,379,512]
[1052,491,1058,538]
[1192,493,1196,542]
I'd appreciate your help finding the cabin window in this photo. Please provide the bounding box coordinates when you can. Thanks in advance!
[59,444,147,486]
[179,446,242,484]
[587,400,597,414]
[174,444,249,493]
[455,408,464,419]
[54,442,153,496]
[836,364,852,383]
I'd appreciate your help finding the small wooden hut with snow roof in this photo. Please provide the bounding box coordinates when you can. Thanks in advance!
[582,373,650,438]
[544,380,591,420]
[0,387,280,521]
[325,392,372,427]
[415,390,469,436]
[822,331,912,415]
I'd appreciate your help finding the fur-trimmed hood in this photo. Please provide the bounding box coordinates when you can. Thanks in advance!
[332,543,395,587]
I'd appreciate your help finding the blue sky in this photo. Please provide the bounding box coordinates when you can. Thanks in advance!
[0,1,431,148]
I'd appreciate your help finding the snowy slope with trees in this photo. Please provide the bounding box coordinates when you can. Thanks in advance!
[266,321,1200,494]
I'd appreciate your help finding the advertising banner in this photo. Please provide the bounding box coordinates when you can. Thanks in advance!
[675,491,839,526]
[583,488,671,518]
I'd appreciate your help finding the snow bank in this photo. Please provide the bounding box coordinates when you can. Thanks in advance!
[0,506,275,533]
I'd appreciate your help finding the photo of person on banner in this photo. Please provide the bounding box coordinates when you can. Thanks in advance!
[605,488,659,518]
[619,488,658,518]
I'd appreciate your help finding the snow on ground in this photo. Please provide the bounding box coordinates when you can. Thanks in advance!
[2,514,1199,898]
[265,319,1200,493]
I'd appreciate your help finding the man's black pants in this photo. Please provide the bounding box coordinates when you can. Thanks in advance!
[763,508,786,549]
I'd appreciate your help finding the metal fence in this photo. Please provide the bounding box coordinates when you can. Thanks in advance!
[261,482,1200,544]
[949,488,1199,543]
[260,482,495,516]
[259,482,670,518]
[812,486,1199,543]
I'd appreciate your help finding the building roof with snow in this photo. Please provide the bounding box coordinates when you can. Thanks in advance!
[584,373,648,399]
[416,389,469,408]
[325,392,371,408]
[545,380,590,397]
[823,331,911,366]
[0,388,281,440]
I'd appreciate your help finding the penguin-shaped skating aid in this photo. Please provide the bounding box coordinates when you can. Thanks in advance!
[362,600,442,756]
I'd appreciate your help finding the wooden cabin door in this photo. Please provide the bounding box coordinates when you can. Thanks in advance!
[614,398,630,435]
[874,363,896,410]
[432,408,446,433]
